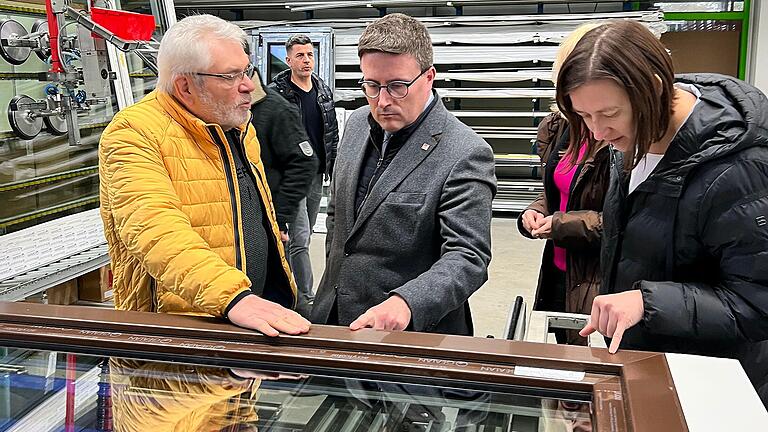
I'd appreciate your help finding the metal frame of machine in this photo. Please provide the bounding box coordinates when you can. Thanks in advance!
[1,0,159,146]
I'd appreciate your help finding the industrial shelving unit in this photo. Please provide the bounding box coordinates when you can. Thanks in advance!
[233,4,667,212]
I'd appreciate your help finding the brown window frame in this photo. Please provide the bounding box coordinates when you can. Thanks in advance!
[0,302,687,431]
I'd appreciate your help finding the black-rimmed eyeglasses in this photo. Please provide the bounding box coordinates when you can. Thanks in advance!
[358,67,431,99]
[194,63,256,85]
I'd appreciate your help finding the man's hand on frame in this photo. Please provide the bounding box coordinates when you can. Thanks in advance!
[227,295,310,337]
[349,295,412,331]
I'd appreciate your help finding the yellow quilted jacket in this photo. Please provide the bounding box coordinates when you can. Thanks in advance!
[99,90,296,316]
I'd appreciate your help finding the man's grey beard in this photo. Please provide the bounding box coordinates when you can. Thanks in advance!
[198,91,250,130]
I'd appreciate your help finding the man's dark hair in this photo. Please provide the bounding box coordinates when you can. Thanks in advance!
[286,34,313,53]
[357,13,433,72]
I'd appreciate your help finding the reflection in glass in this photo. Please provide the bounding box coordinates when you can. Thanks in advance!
[541,399,593,432]
[110,358,260,432]
[0,347,594,432]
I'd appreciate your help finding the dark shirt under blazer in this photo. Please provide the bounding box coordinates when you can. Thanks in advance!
[311,99,497,336]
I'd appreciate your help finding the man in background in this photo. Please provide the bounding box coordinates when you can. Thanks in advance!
[270,34,339,317]
[250,70,318,246]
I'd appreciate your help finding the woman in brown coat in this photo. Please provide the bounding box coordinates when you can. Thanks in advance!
[517,23,610,345]
[518,113,610,345]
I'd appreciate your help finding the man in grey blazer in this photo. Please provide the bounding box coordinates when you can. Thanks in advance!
[311,13,496,336]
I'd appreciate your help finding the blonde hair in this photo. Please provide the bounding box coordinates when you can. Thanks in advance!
[549,22,603,112]
[552,22,603,84]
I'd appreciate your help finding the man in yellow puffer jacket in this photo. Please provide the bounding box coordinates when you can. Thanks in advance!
[99,14,310,337]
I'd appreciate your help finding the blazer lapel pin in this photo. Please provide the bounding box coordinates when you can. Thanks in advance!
[421,143,430,151]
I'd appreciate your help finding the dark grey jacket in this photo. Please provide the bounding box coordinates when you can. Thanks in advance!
[269,70,339,177]
[602,74,768,405]
[250,85,317,231]
[311,99,497,336]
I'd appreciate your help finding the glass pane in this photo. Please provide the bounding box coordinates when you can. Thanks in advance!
[0,347,594,432]
[0,4,111,234]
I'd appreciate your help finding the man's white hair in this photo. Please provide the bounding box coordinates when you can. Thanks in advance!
[156,14,248,93]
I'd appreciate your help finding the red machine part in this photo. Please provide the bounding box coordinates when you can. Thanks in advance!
[45,0,63,73]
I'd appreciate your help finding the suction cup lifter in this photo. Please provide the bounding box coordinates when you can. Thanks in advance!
[2,0,158,144]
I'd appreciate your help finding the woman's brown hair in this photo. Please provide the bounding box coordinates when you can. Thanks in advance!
[555,20,675,168]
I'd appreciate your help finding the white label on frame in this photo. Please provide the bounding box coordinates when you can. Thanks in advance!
[514,366,586,381]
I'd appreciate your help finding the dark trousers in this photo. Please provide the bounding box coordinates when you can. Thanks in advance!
[544,269,568,344]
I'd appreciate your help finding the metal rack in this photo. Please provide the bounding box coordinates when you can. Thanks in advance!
[0,208,108,301]
[240,7,667,213]
[494,180,544,212]
[0,244,108,302]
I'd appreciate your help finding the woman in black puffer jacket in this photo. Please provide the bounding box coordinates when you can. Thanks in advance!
[557,20,768,406]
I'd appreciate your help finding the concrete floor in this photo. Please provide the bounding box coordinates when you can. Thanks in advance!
[307,216,545,338]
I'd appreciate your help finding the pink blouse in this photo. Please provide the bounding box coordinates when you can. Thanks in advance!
[551,143,587,271]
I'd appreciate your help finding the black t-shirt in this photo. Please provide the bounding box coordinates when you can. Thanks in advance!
[291,82,325,174]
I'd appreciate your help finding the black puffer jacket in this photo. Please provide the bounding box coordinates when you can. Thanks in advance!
[269,70,339,177]
[251,85,318,231]
[602,73,768,404]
